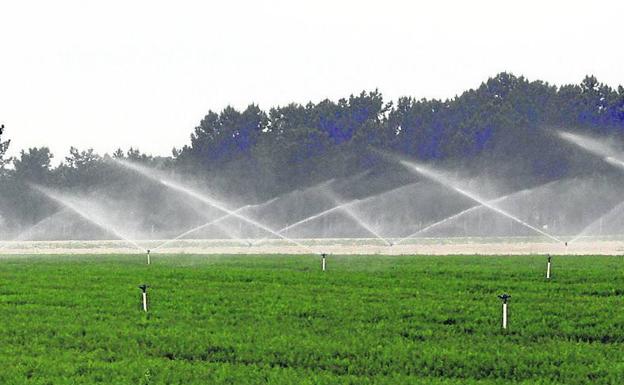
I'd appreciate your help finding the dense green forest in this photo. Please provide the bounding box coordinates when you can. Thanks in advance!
[1,73,624,234]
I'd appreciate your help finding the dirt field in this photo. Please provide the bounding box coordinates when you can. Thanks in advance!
[1,237,623,255]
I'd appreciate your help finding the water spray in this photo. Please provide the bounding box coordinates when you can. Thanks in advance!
[156,179,316,252]
[139,284,149,312]
[321,253,327,271]
[154,192,316,250]
[29,184,146,253]
[568,198,624,244]
[113,158,321,252]
[153,213,252,251]
[252,200,361,247]
[324,190,393,246]
[399,161,564,244]
[498,294,511,329]
[252,182,423,247]
[394,180,559,245]
[558,131,624,171]
[546,255,551,279]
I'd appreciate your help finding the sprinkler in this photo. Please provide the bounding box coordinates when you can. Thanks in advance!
[321,253,327,272]
[139,284,149,312]
[497,294,511,329]
[546,255,552,279]
[146,249,151,265]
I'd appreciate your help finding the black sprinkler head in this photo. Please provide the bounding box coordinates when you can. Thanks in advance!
[139,284,149,292]
[498,293,511,303]
[547,256,552,262]
[565,242,568,246]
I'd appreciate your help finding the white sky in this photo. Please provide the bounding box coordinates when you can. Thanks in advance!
[1,0,623,162]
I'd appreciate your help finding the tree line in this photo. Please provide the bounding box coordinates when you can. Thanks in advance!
[1,73,624,234]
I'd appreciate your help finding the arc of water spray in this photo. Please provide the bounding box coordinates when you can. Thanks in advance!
[568,198,624,244]
[394,180,559,245]
[605,157,624,169]
[30,185,147,252]
[546,132,624,243]
[153,202,258,251]
[0,209,68,250]
[253,182,422,247]
[153,182,337,250]
[258,202,357,241]
[157,187,281,250]
[399,161,564,244]
[395,204,484,245]
[113,159,327,253]
[252,199,362,247]
[324,190,393,246]
[558,131,624,171]
[156,179,317,253]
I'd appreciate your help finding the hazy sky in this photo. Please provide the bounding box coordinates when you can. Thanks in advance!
[1,0,623,161]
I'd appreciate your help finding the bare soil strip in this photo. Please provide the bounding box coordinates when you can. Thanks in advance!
[1,238,622,255]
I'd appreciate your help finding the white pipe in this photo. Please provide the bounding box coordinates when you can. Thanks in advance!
[502,303,508,329]
[147,251,151,265]
[546,261,551,279]
[142,292,148,312]
[322,255,326,271]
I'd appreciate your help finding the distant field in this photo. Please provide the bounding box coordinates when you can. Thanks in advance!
[1,254,623,384]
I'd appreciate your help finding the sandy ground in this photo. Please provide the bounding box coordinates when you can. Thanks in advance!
[1,238,624,255]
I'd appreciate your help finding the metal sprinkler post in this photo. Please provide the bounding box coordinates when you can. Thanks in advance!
[546,255,552,279]
[498,294,511,329]
[146,249,151,265]
[321,253,327,272]
[139,284,149,312]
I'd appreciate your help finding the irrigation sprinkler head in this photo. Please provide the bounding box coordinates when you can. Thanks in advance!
[546,255,552,279]
[498,293,511,329]
[139,284,149,293]
[498,294,511,303]
[565,241,568,247]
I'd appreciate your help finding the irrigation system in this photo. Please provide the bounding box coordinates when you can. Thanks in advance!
[5,131,624,256]
[498,294,511,330]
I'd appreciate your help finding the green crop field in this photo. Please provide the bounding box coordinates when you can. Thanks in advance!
[1,254,623,384]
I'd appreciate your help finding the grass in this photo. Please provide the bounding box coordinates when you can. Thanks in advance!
[0,254,623,384]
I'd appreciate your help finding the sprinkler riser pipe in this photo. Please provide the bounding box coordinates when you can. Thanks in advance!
[142,292,148,312]
[502,303,508,329]
[546,262,551,279]
[322,256,326,271]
